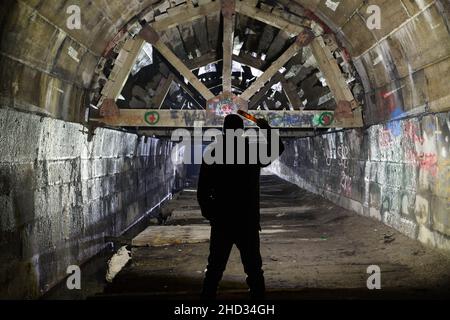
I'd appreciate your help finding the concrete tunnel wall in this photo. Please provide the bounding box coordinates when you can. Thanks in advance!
[0,108,179,298]
[0,0,180,298]
[268,1,450,252]
[1,0,450,298]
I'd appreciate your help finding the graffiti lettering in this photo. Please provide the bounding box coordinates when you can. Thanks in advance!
[337,145,349,169]
[340,171,352,197]
[419,153,438,177]
[379,129,393,148]
[404,121,424,145]
[208,96,239,117]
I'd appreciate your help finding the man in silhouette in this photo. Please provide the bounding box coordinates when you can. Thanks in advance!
[197,114,284,299]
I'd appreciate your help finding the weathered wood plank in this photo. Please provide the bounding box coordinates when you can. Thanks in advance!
[235,1,304,35]
[206,11,221,50]
[282,79,304,110]
[177,22,198,58]
[249,72,284,109]
[266,30,290,61]
[233,53,265,70]
[139,26,215,101]
[153,74,175,109]
[184,51,219,70]
[151,1,221,32]
[192,17,210,55]
[222,0,236,93]
[92,109,363,128]
[240,30,314,102]
[101,37,145,101]
[310,36,358,109]
[257,25,277,54]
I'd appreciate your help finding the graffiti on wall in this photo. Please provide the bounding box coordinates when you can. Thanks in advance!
[251,111,334,128]
[379,129,393,148]
[313,112,334,127]
[208,96,239,117]
[436,160,450,201]
[337,145,349,169]
[340,171,352,197]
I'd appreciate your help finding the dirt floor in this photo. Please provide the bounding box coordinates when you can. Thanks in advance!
[101,175,450,300]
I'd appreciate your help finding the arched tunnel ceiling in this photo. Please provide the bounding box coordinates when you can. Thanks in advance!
[1,0,450,131]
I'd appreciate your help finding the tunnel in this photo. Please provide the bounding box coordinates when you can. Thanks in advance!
[1,0,450,304]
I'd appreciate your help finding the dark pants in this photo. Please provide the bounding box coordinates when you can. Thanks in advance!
[201,223,265,299]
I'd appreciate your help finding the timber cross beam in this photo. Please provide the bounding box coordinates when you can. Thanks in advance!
[94,0,363,130]
[91,109,363,129]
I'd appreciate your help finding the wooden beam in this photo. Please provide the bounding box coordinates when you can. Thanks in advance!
[281,79,304,110]
[249,72,284,109]
[153,74,175,109]
[101,37,145,101]
[184,52,219,70]
[151,1,221,32]
[137,128,319,138]
[233,53,265,70]
[235,1,304,35]
[310,36,358,109]
[222,0,235,94]
[139,26,215,101]
[173,77,204,109]
[92,109,363,128]
[240,30,314,102]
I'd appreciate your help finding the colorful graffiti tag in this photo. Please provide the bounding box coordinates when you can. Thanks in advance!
[208,96,239,117]
[144,111,160,125]
[254,112,313,128]
[313,112,334,127]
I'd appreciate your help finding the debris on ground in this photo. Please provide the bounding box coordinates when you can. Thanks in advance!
[106,246,131,283]
[384,233,396,244]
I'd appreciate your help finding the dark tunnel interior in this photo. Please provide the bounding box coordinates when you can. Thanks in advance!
[1,0,450,306]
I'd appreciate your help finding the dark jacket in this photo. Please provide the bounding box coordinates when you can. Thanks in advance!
[197,131,284,230]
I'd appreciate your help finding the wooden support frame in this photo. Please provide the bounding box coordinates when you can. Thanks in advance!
[91,2,364,132]
[153,74,175,109]
[101,37,145,101]
[233,53,266,70]
[310,36,359,109]
[184,51,219,70]
[240,30,314,102]
[235,1,304,35]
[222,0,235,94]
[139,25,215,101]
[92,109,362,128]
[151,1,221,32]
[281,79,305,110]
[173,77,204,109]
[136,128,320,138]
[249,72,284,109]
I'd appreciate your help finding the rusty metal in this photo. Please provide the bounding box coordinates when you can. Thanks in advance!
[221,0,235,18]
[139,25,160,45]
[99,99,121,117]
[334,100,354,120]
[295,29,315,47]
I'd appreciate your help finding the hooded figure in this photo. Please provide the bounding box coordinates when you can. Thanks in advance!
[197,114,284,299]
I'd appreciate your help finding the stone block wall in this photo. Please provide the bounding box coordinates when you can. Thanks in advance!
[270,112,450,252]
[0,108,178,298]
